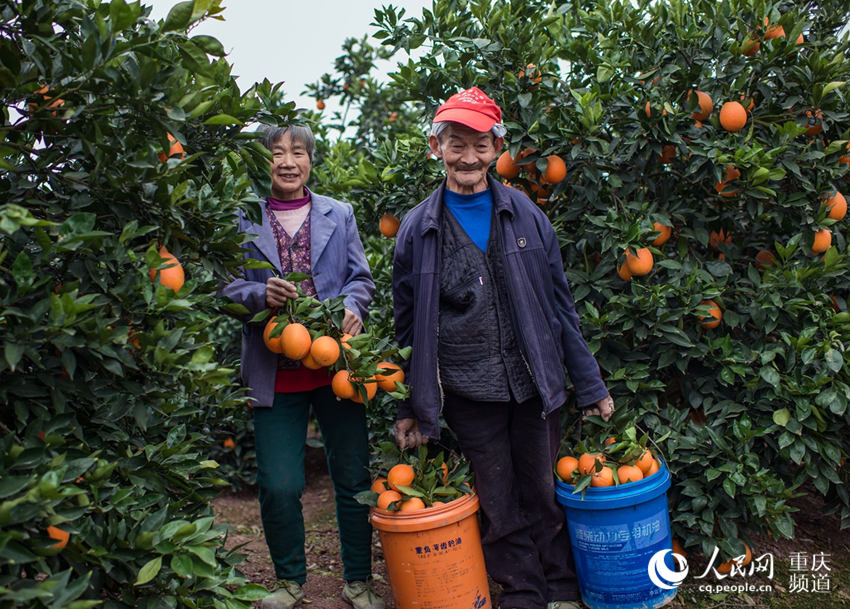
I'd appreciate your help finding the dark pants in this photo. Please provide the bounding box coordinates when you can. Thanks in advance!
[444,393,578,609]
[253,386,372,584]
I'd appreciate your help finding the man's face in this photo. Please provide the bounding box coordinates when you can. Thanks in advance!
[269,131,312,200]
[429,123,502,194]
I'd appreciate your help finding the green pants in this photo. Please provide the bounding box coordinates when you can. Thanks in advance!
[253,386,372,584]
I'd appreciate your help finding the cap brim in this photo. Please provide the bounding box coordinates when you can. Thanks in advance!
[433,108,497,133]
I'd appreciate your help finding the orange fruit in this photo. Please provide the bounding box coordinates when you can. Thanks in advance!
[46,525,70,549]
[824,190,846,221]
[316,99,325,110]
[617,262,632,281]
[340,333,354,350]
[755,249,776,270]
[812,228,831,254]
[578,452,605,475]
[148,245,185,292]
[795,33,804,45]
[263,318,285,354]
[644,101,652,118]
[634,449,657,475]
[658,144,676,164]
[310,335,340,367]
[439,462,449,483]
[764,24,785,40]
[281,323,312,360]
[371,477,389,493]
[389,111,398,122]
[717,543,752,573]
[742,36,760,56]
[496,150,522,179]
[375,361,404,391]
[387,463,415,491]
[714,165,741,198]
[301,351,323,370]
[350,377,378,404]
[158,133,185,162]
[604,436,617,447]
[223,437,236,450]
[400,497,426,512]
[556,456,580,481]
[689,90,714,120]
[625,247,653,276]
[719,101,748,132]
[518,63,542,87]
[646,459,660,477]
[652,222,672,246]
[698,300,722,329]
[376,489,403,510]
[379,213,400,237]
[331,369,356,400]
[591,466,615,487]
[672,538,686,557]
[617,464,644,484]
[542,155,567,184]
[709,228,731,250]
[29,85,65,114]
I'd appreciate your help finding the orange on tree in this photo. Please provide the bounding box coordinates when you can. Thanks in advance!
[387,463,415,491]
[617,464,644,484]
[698,300,722,329]
[376,489,403,510]
[764,23,786,41]
[651,222,672,246]
[617,262,632,281]
[688,89,714,120]
[310,335,340,367]
[634,449,657,475]
[709,228,732,250]
[375,361,404,390]
[371,477,389,493]
[30,84,65,114]
[625,247,653,276]
[222,437,236,450]
[263,318,285,354]
[542,155,567,184]
[578,452,605,475]
[658,144,675,164]
[804,109,824,137]
[331,369,356,399]
[46,526,70,549]
[400,497,426,512]
[715,165,741,198]
[556,456,579,481]
[824,190,846,220]
[379,213,400,237]
[755,249,776,270]
[350,377,378,403]
[811,228,831,254]
[148,245,185,292]
[158,133,185,162]
[281,322,312,360]
[741,35,760,56]
[719,101,748,132]
[316,99,325,110]
[496,150,522,179]
[590,466,615,487]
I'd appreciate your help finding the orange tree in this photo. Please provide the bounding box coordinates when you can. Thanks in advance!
[0,0,290,606]
[309,0,850,559]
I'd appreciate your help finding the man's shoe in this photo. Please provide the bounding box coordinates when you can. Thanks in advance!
[342,580,385,609]
[547,601,584,609]
[261,580,304,609]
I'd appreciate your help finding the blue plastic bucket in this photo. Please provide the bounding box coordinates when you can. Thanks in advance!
[555,462,676,609]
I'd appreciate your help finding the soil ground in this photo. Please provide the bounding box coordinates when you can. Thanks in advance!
[213,445,850,609]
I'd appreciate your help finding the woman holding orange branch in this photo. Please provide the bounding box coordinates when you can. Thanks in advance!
[221,124,381,609]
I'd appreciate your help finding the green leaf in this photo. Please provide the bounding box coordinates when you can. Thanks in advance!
[233,584,270,601]
[773,408,791,427]
[4,343,24,371]
[192,35,225,56]
[134,556,162,586]
[187,545,216,566]
[203,114,244,126]
[824,349,843,373]
[162,1,192,31]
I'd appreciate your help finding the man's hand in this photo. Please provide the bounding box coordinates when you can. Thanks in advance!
[583,395,615,422]
[342,308,363,336]
[394,418,428,450]
[265,277,298,307]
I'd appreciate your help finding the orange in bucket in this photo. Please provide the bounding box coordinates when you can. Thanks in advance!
[371,494,491,609]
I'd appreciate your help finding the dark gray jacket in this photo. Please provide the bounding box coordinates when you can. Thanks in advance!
[392,176,609,439]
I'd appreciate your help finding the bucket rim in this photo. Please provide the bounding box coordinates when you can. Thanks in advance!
[370,492,479,532]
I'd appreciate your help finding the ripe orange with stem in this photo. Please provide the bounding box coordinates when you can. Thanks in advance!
[556,456,579,481]
[719,101,748,132]
[688,90,714,120]
[617,464,644,484]
[698,300,722,329]
[310,335,340,367]
[375,362,404,391]
[263,318,285,354]
[387,463,415,491]
[371,477,389,493]
[578,452,605,475]
[281,323,312,360]
[590,466,615,487]
[634,449,657,475]
[542,155,567,184]
[652,222,672,246]
[625,247,653,276]
[331,369,356,399]
[824,191,846,220]
[812,229,831,254]
[350,377,378,404]
[496,150,522,179]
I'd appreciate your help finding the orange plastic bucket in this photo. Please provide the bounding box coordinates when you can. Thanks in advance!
[370,493,491,609]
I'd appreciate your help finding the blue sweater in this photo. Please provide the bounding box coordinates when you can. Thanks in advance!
[443,188,493,251]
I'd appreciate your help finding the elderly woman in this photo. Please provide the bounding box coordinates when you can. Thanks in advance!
[221,124,383,609]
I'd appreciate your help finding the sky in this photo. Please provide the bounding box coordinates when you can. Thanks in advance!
[144,0,431,112]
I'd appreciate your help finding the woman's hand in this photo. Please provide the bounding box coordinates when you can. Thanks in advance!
[265,277,298,307]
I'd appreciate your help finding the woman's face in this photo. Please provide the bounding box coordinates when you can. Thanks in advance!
[269,131,312,200]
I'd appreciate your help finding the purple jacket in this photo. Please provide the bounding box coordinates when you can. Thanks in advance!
[392,176,609,439]
[221,193,375,407]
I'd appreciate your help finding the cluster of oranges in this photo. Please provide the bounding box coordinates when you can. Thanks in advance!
[263,316,404,404]
[496,148,567,204]
[557,440,661,488]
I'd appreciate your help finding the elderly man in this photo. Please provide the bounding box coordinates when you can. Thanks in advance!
[392,87,614,609]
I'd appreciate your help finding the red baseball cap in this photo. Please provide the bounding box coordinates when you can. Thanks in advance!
[433,87,503,133]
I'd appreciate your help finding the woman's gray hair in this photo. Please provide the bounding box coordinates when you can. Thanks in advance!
[257,124,316,162]
[429,121,507,140]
